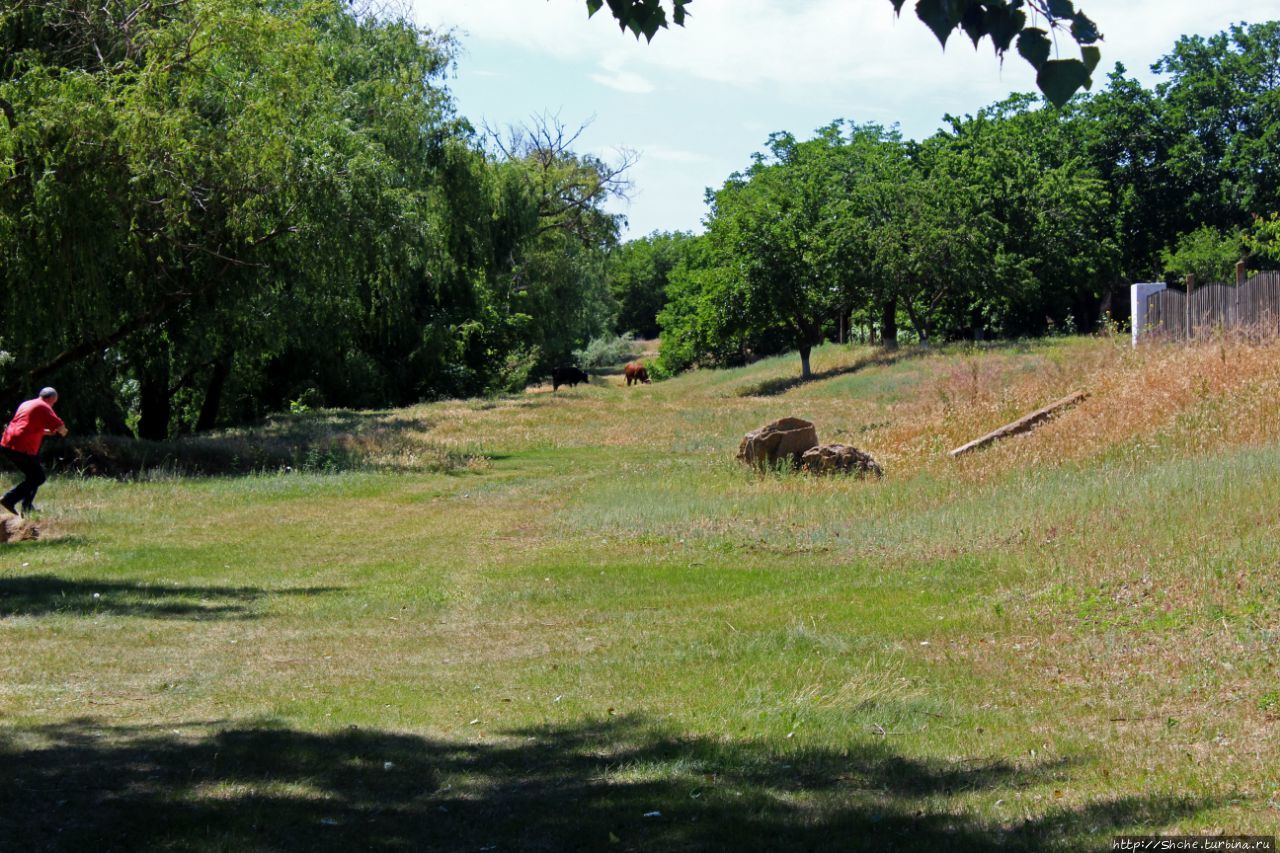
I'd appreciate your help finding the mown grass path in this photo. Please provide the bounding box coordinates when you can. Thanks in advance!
[3,338,1278,850]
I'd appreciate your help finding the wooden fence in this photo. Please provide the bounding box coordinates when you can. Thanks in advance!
[1142,269,1280,340]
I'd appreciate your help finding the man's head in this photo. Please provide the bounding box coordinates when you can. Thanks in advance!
[38,387,58,405]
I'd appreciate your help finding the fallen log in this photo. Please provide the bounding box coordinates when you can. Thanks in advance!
[949,391,1088,458]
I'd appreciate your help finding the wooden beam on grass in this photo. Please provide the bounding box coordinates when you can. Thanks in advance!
[949,391,1088,458]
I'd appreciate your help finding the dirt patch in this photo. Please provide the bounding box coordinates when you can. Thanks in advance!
[0,516,41,543]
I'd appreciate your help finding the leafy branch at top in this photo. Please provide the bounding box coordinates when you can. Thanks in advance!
[897,0,1102,107]
[580,0,1102,107]
[584,0,691,42]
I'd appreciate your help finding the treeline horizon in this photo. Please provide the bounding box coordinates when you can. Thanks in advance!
[2,3,1278,436]
[611,20,1280,378]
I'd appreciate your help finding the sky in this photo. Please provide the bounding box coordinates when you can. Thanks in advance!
[408,1,1276,240]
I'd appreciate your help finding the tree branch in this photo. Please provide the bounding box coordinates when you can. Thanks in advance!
[0,223,299,398]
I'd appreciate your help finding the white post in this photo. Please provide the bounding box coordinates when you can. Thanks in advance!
[1131,282,1167,348]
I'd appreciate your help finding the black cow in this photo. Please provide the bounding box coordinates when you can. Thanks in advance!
[551,366,589,391]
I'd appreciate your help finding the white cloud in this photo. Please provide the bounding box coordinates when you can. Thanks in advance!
[637,145,712,164]
[412,0,1280,236]
[589,55,655,93]
[589,69,656,93]
[414,0,1278,95]
[413,0,617,59]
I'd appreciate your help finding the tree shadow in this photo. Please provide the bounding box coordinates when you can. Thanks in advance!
[6,533,91,549]
[45,409,476,479]
[0,574,337,620]
[0,715,1210,851]
[739,347,931,398]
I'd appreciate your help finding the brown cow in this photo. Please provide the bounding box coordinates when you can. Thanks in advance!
[624,362,651,386]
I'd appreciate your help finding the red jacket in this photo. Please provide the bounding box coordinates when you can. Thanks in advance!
[1,398,65,455]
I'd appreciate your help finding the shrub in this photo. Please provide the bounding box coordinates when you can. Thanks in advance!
[573,333,636,369]
[1161,226,1246,285]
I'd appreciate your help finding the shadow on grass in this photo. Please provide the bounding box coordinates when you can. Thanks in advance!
[739,347,931,398]
[3,533,90,550]
[42,409,485,480]
[1,716,1208,852]
[0,574,337,620]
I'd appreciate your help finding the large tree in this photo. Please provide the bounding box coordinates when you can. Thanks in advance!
[1155,22,1280,234]
[0,0,631,436]
[0,0,467,436]
[673,123,910,377]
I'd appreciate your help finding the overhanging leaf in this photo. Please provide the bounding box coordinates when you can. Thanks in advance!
[1046,0,1074,19]
[1016,28,1051,70]
[1081,44,1101,73]
[640,15,663,41]
[1070,11,1101,44]
[1037,58,1091,107]
[961,3,986,49]
[915,0,966,47]
[984,4,1026,54]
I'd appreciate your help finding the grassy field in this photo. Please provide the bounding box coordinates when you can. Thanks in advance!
[4,334,1280,851]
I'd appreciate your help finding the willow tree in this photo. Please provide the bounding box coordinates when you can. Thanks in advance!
[0,0,461,436]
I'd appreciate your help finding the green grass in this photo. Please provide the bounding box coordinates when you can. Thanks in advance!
[2,337,1279,850]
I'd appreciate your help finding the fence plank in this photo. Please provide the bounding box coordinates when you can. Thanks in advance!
[1137,272,1280,342]
[949,391,1088,457]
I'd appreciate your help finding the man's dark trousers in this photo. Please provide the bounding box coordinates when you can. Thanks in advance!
[1,446,45,511]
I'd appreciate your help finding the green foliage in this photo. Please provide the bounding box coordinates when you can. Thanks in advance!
[608,230,696,338]
[656,255,751,375]
[658,19,1279,377]
[574,332,636,369]
[1155,23,1280,228]
[1161,227,1245,285]
[2,5,1275,426]
[678,123,917,377]
[1246,213,1280,268]
[587,0,692,40]
[661,108,1124,375]
[0,0,626,437]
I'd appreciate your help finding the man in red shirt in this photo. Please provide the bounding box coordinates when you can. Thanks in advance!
[0,387,68,516]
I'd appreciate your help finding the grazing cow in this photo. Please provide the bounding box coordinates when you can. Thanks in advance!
[551,366,589,391]
[624,362,651,386]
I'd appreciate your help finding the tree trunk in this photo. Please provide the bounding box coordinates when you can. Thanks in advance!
[137,360,172,441]
[904,300,930,346]
[195,349,233,433]
[799,345,812,380]
[880,298,898,350]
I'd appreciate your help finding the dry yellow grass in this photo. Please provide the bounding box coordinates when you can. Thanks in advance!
[400,335,1280,484]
